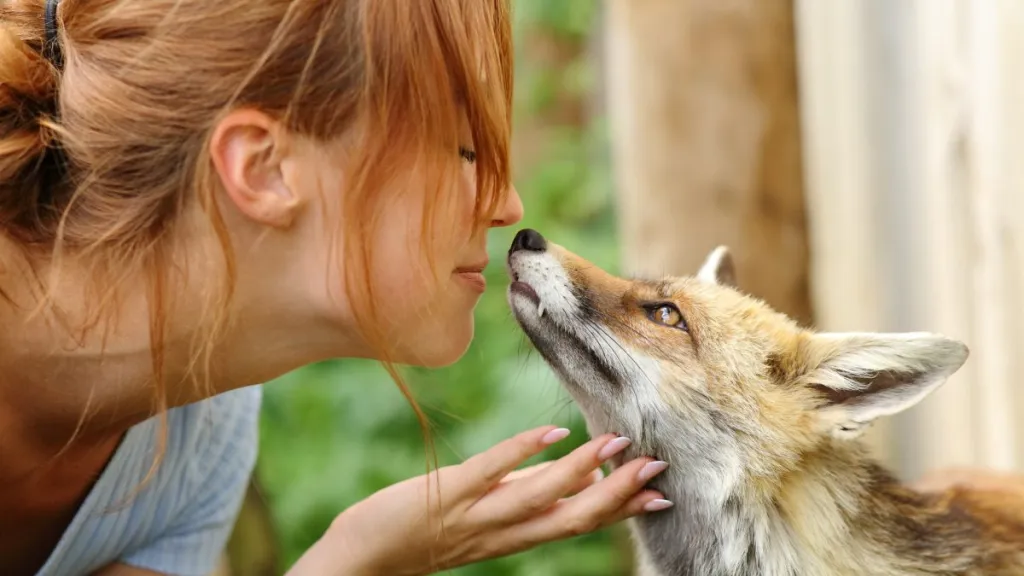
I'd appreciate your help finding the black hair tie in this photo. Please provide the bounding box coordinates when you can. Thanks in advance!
[44,0,63,70]
[40,0,68,192]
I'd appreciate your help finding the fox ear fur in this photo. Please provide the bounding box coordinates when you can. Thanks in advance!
[697,245,737,287]
[803,332,969,439]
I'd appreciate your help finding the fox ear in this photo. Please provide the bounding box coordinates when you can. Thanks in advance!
[803,332,969,439]
[696,245,737,287]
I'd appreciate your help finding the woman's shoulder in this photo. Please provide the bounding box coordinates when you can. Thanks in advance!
[115,384,264,522]
[142,384,264,523]
[168,384,264,473]
[37,385,264,576]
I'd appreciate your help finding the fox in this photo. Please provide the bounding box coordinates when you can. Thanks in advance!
[504,227,1024,576]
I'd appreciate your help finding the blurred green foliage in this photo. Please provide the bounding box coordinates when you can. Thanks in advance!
[255,2,629,574]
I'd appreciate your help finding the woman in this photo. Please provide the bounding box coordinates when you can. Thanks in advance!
[0,0,672,574]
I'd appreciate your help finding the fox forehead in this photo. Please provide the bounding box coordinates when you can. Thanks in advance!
[554,242,800,366]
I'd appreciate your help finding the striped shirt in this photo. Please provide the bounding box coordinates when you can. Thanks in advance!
[36,385,262,576]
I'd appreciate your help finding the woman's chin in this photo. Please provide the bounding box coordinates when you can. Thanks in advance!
[396,321,474,368]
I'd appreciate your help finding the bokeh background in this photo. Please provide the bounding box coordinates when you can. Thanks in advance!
[221,1,1024,574]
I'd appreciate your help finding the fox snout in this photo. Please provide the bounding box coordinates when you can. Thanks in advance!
[506,229,547,313]
[506,228,620,378]
[509,227,547,252]
[506,228,635,386]
[507,227,620,323]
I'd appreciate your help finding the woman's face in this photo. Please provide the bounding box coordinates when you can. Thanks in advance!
[284,117,523,367]
[363,147,523,367]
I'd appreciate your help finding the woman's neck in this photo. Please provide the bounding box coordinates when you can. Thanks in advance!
[0,241,364,452]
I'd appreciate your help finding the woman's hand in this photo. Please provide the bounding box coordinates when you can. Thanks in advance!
[288,426,671,576]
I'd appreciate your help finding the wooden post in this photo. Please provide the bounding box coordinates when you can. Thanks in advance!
[791,0,897,466]
[795,0,1024,479]
[604,0,813,327]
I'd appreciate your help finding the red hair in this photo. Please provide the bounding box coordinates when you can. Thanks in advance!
[0,0,513,487]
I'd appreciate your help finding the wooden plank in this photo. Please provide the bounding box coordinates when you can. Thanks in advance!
[792,0,895,466]
[998,0,1024,469]
[605,0,814,327]
[886,0,979,479]
[965,0,1016,470]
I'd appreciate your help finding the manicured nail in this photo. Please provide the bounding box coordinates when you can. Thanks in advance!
[638,461,669,483]
[541,428,571,445]
[597,437,632,460]
[643,499,674,512]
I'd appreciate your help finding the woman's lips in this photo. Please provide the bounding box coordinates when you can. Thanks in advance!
[454,263,488,293]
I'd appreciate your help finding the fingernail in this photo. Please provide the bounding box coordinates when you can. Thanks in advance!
[597,437,632,460]
[541,428,571,445]
[643,499,674,512]
[638,460,669,483]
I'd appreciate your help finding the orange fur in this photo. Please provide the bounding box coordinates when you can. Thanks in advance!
[509,233,1024,576]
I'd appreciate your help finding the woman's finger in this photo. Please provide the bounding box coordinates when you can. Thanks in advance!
[456,426,573,496]
[500,462,554,483]
[499,456,670,544]
[594,488,673,527]
[571,468,606,494]
[497,463,605,496]
[480,487,667,562]
[471,433,625,522]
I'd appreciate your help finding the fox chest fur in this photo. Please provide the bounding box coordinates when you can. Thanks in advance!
[628,459,1024,576]
[504,228,1024,576]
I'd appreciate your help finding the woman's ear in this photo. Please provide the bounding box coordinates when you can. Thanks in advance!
[209,108,303,229]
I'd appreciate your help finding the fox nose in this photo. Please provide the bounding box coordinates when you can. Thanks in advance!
[510,228,547,253]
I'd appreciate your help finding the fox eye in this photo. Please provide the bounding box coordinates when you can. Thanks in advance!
[459,146,476,163]
[646,303,688,331]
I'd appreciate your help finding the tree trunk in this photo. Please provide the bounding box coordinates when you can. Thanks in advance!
[604,0,813,327]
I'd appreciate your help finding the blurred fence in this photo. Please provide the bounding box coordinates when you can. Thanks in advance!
[796,0,1024,479]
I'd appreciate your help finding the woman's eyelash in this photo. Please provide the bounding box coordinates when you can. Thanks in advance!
[459,146,476,163]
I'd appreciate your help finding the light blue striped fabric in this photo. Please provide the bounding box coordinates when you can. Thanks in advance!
[36,385,262,576]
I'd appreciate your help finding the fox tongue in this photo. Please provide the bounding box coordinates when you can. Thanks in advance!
[509,280,540,303]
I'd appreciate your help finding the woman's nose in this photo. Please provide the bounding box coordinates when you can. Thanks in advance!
[490,184,524,228]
